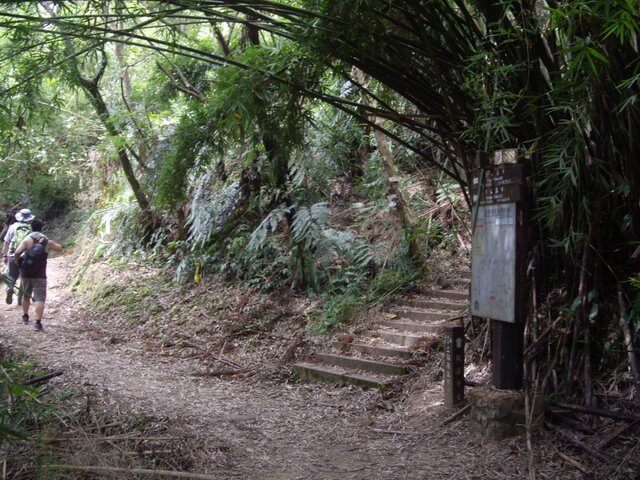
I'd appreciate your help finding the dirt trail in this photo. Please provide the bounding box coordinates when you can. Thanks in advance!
[1,255,563,479]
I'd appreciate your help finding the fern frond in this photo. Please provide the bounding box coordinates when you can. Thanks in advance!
[291,202,330,248]
[248,203,292,251]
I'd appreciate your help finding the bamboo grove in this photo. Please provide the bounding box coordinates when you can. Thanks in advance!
[1,1,639,402]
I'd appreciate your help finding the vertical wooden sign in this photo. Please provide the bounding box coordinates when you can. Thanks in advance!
[444,324,465,407]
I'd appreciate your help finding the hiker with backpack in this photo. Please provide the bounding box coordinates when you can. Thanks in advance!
[13,218,63,331]
[2,208,34,304]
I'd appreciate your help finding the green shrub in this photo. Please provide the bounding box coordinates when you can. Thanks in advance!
[310,290,365,333]
[0,354,49,443]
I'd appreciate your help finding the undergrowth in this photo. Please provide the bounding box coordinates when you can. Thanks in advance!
[0,350,49,443]
[310,253,425,334]
[0,346,209,479]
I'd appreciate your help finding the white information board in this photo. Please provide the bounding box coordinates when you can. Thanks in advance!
[470,203,517,323]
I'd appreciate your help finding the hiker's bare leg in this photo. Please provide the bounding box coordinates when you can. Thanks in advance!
[34,301,44,320]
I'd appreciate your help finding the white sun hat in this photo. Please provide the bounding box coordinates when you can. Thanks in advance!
[15,208,34,222]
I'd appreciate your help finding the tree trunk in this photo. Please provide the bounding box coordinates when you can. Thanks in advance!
[42,2,155,234]
[352,67,420,259]
[373,124,420,259]
[82,82,155,233]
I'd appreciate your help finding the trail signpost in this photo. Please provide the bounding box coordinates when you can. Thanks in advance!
[444,324,465,407]
[470,149,528,390]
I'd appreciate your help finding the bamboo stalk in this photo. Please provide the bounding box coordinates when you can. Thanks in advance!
[555,403,640,422]
[524,280,536,480]
[582,230,594,409]
[617,283,640,400]
[549,411,595,434]
[524,315,562,358]
[569,230,590,400]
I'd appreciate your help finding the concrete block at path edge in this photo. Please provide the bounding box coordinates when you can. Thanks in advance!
[467,387,544,441]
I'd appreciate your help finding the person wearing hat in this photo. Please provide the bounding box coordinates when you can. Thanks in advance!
[2,208,34,304]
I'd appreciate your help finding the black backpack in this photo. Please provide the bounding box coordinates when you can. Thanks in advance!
[20,236,48,277]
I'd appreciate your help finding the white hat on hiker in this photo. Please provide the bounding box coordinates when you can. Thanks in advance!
[15,208,34,222]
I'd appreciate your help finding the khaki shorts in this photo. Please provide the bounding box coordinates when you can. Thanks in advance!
[21,278,47,303]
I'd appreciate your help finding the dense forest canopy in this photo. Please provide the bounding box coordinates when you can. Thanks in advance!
[0,1,639,400]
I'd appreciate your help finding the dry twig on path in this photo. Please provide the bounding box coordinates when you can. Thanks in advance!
[557,451,588,474]
[51,464,220,479]
[440,404,470,426]
[192,367,254,377]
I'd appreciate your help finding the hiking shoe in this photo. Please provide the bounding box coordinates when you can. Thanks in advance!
[21,314,29,324]
[5,290,12,304]
[34,320,42,331]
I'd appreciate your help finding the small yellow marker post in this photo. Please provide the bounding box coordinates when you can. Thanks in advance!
[194,262,201,285]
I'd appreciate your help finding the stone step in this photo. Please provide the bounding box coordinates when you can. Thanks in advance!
[318,353,408,375]
[397,299,467,311]
[293,362,393,388]
[377,330,437,348]
[336,342,415,359]
[386,308,459,322]
[440,275,471,288]
[379,319,448,334]
[421,289,469,302]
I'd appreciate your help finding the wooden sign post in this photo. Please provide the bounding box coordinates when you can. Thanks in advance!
[444,324,465,407]
[470,149,528,390]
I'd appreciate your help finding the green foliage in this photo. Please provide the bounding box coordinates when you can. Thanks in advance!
[186,172,243,248]
[249,202,330,251]
[354,152,387,200]
[310,290,364,333]
[0,354,48,443]
[217,224,292,292]
[318,229,373,291]
[308,228,424,333]
[154,106,210,208]
[291,203,331,247]
[247,200,377,294]
[248,203,293,251]
[30,172,78,217]
[0,110,85,215]
[156,40,323,209]
[78,187,153,262]
[301,106,372,183]
[367,268,416,305]
[309,258,423,334]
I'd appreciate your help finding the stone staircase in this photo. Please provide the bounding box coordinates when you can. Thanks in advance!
[294,287,470,388]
